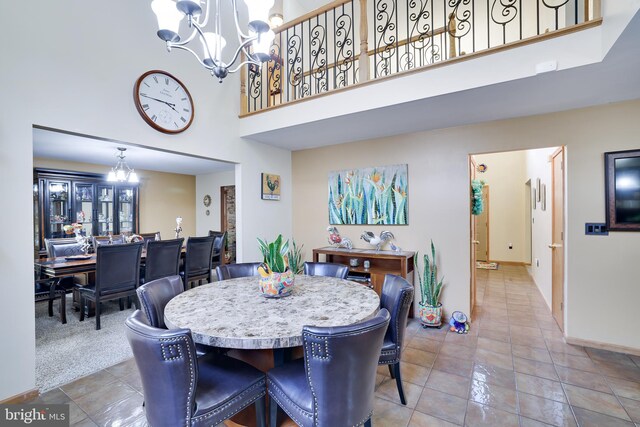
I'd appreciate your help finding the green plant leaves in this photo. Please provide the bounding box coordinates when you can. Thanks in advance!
[415,240,444,307]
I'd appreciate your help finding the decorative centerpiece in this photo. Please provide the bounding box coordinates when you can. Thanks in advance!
[257,235,295,298]
[175,216,183,239]
[63,223,83,236]
[416,240,445,327]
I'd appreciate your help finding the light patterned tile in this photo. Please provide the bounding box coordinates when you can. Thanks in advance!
[620,397,640,423]
[426,370,471,399]
[472,363,516,390]
[376,377,424,409]
[415,388,468,425]
[555,366,611,394]
[512,344,552,363]
[517,392,577,427]
[372,397,413,427]
[563,384,631,421]
[402,348,438,368]
[468,379,518,414]
[408,411,461,427]
[607,376,640,401]
[513,358,558,381]
[464,401,519,427]
[476,337,512,356]
[550,353,599,374]
[572,407,635,427]
[474,348,514,371]
[516,373,566,403]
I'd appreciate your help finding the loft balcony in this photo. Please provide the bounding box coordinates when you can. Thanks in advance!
[238,0,640,149]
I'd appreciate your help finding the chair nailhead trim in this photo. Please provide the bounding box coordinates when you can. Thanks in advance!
[267,380,310,426]
[192,380,266,424]
[158,336,194,427]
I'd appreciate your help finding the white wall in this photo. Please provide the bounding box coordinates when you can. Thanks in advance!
[526,147,557,308]
[196,170,235,236]
[474,151,528,263]
[0,0,292,400]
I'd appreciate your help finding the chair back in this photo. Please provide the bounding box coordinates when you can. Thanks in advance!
[140,232,161,246]
[125,310,197,427]
[93,235,125,250]
[184,236,215,280]
[303,262,349,279]
[144,238,183,283]
[137,275,184,329]
[380,274,414,354]
[215,262,261,281]
[208,230,227,266]
[45,237,82,258]
[303,309,390,426]
[95,242,143,295]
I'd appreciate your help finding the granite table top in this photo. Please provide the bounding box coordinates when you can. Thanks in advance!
[164,275,380,349]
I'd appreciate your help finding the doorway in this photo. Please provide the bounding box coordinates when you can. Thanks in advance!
[221,185,237,264]
[551,148,565,330]
[475,186,489,262]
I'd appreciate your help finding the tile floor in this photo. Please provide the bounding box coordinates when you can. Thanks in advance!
[31,266,640,426]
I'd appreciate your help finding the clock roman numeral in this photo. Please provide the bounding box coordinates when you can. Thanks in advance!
[165,77,169,85]
[183,108,190,113]
[143,82,150,87]
[153,76,158,83]
[174,122,179,128]
[152,115,157,122]
[181,97,187,101]
[175,86,180,91]
[180,117,187,123]
[142,104,150,111]
[140,92,147,97]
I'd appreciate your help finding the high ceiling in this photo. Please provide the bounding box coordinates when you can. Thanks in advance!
[32,127,234,175]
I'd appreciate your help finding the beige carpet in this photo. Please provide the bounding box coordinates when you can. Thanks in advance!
[35,294,134,392]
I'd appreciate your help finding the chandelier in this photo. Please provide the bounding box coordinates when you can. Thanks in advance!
[107,148,139,184]
[151,0,275,82]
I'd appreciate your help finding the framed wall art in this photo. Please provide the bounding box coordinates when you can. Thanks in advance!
[605,149,640,230]
[261,173,281,200]
[328,164,408,225]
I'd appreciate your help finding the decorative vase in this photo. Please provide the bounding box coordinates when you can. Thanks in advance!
[419,303,443,327]
[259,270,295,298]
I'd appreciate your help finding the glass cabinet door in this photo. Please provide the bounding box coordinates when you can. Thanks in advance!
[48,180,70,238]
[117,187,135,235]
[97,185,115,236]
[74,182,95,237]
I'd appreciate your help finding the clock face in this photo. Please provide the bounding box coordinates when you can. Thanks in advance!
[134,70,194,134]
[203,194,212,207]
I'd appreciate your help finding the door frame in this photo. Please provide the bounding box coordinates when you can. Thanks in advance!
[469,156,477,317]
[551,147,566,331]
[475,185,490,262]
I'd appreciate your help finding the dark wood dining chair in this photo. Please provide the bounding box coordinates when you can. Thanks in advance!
[125,310,267,427]
[142,238,183,283]
[139,232,161,248]
[180,236,215,290]
[34,266,67,324]
[92,235,125,251]
[208,230,227,269]
[215,262,262,281]
[45,237,83,258]
[79,242,143,330]
[303,261,349,279]
[268,309,390,427]
[378,274,414,405]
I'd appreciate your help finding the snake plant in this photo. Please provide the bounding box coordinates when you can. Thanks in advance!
[287,239,304,275]
[416,240,444,307]
[257,234,290,273]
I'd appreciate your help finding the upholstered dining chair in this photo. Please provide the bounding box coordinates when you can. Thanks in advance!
[79,242,143,330]
[45,237,84,258]
[268,309,390,427]
[303,262,349,279]
[125,310,267,427]
[215,262,262,281]
[136,275,213,356]
[139,231,160,247]
[181,236,215,290]
[34,270,67,324]
[378,274,414,405]
[142,238,183,283]
[92,235,125,251]
[208,230,227,269]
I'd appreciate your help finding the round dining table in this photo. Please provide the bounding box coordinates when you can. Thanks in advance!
[164,274,380,350]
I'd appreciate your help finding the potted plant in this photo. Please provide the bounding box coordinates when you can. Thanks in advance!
[416,240,445,327]
[257,235,295,298]
[287,239,304,275]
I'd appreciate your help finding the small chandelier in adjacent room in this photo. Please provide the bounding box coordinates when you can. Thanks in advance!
[150,0,275,82]
[107,148,139,183]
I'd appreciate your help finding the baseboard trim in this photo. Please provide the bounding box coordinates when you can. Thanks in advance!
[0,388,39,404]
[566,337,640,357]
[488,260,528,266]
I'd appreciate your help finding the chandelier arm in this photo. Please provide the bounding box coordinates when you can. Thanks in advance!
[226,37,260,70]
[228,59,262,74]
[171,18,202,47]
[171,44,217,70]
[231,0,253,40]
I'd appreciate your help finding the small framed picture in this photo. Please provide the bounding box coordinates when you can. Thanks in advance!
[532,188,536,210]
[541,184,547,211]
[536,178,541,202]
[261,173,281,200]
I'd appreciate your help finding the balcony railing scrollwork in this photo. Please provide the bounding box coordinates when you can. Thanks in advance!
[241,0,602,115]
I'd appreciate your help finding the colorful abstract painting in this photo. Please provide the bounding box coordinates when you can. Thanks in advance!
[328,164,408,225]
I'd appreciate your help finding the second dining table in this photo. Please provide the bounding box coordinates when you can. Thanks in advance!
[164,274,380,355]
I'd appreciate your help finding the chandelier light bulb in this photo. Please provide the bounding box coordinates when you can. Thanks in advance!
[151,0,185,42]
[244,0,274,33]
[201,32,227,66]
[128,171,139,184]
[116,169,127,181]
[107,171,117,182]
[269,13,283,29]
[252,30,275,62]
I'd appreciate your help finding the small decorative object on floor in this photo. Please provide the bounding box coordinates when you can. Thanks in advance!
[360,230,395,251]
[476,261,498,270]
[175,216,182,239]
[257,234,295,298]
[449,311,470,334]
[471,179,485,215]
[416,240,444,328]
[327,226,353,249]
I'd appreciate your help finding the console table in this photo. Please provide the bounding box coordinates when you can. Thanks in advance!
[312,246,415,317]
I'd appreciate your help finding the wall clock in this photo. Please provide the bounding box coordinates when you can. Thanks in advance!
[134,70,194,134]
[203,194,212,207]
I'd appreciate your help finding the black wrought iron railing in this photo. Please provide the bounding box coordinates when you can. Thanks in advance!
[241,0,601,114]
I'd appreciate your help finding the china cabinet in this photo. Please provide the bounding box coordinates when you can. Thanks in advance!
[34,169,139,256]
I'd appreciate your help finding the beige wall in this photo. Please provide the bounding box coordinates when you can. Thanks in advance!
[293,99,640,351]
[34,158,196,239]
[474,151,528,263]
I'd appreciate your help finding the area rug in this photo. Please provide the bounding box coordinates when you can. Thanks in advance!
[35,295,133,392]
[476,261,498,270]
